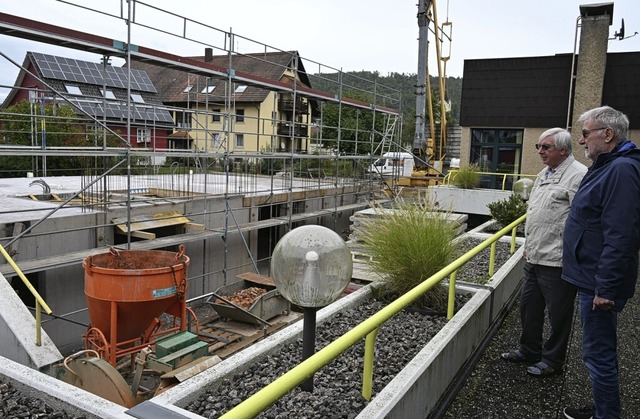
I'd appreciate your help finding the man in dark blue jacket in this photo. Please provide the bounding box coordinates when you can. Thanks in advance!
[562,106,640,419]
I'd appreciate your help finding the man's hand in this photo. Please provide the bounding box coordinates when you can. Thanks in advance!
[593,295,615,311]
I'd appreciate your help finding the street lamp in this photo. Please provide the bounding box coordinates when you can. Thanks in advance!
[271,225,353,391]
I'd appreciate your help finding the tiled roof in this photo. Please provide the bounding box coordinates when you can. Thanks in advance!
[130,50,311,105]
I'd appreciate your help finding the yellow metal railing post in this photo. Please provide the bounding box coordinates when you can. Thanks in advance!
[362,327,380,401]
[36,300,42,346]
[447,270,458,319]
[511,226,518,253]
[0,244,53,347]
[489,242,497,276]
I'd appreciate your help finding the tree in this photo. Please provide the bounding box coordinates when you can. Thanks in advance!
[0,100,122,177]
[319,90,387,155]
[309,70,462,155]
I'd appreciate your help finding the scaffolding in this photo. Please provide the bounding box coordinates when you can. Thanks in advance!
[0,1,408,349]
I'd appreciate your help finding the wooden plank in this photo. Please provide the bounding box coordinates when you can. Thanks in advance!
[236,272,275,287]
[112,211,190,233]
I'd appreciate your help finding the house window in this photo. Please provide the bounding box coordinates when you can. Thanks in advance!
[131,93,145,103]
[201,85,215,94]
[236,109,245,123]
[101,89,116,99]
[235,134,244,148]
[183,85,193,93]
[469,128,523,190]
[235,85,247,93]
[212,109,221,122]
[64,84,82,95]
[211,132,222,147]
[137,127,151,144]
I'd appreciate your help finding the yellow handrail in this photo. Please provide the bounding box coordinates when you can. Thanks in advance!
[444,169,537,191]
[221,214,526,418]
[0,244,53,346]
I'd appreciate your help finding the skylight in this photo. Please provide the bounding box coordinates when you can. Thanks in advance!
[201,85,216,94]
[101,89,116,99]
[183,85,193,93]
[235,85,248,93]
[130,93,145,103]
[64,84,82,95]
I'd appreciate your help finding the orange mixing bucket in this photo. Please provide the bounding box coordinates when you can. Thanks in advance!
[83,245,191,365]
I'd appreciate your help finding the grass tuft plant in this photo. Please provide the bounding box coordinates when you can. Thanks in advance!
[359,200,460,310]
[451,164,481,189]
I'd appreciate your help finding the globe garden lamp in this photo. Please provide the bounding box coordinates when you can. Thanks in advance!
[271,225,353,391]
[513,178,534,201]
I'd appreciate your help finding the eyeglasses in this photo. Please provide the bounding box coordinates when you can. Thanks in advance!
[581,127,608,138]
[535,143,556,151]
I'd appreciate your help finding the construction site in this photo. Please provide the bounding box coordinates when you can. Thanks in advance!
[3,0,640,418]
[0,0,483,417]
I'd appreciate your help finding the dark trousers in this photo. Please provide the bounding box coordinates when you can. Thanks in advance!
[519,262,576,368]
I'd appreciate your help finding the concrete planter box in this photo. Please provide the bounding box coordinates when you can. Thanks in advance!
[357,286,492,419]
[458,232,525,323]
[0,240,524,419]
[357,237,524,418]
[428,185,512,216]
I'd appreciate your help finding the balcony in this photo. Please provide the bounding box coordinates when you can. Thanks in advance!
[278,99,309,114]
[277,122,308,138]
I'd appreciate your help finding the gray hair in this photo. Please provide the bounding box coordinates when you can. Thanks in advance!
[539,127,573,154]
[578,106,629,142]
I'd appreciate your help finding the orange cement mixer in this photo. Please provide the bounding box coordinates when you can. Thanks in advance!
[83,245,196,366]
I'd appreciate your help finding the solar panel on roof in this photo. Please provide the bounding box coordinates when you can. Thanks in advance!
[31,52,157,93]
[67,98,173,124]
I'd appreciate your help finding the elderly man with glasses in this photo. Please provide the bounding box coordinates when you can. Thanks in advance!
[562,106,640,419]
[501,128,587,379]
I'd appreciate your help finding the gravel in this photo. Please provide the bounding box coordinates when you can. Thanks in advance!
[0,237,518,418]
[0,381,85,419]
[186,299,455,419]
[185,238,519,419]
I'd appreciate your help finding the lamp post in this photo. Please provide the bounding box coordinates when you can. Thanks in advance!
[513,178,534,200]
[270,225,353,392]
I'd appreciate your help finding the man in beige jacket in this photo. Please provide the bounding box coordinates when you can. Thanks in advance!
[501,128,587,377]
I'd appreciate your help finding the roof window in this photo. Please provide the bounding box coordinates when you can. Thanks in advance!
[64,84,82,95]
[130,93,145,103]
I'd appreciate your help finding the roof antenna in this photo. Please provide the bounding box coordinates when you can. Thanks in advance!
[614,19,625,40]
[612,18,639,41]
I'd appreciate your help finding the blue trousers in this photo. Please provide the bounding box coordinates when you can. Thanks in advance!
[578,291,627,419]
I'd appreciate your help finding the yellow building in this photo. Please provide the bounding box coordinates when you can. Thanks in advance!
[132,49,313,154]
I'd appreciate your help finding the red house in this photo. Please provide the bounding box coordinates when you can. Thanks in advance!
[2,51,174,150]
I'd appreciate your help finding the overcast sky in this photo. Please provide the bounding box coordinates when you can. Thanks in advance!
[1,0,639,103]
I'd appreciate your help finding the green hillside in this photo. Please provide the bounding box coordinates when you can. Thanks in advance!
[308,70,461,147]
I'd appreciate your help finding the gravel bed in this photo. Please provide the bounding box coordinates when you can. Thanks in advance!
[186,298,459,419]
[0,381,85,419]
[1,240,517,418]
[455,238,520,284]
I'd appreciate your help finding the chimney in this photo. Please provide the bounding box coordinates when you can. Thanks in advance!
[570,2,613,163]
[205,47,213,63]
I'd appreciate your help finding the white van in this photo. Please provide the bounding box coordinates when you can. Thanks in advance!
[368,152,414,178]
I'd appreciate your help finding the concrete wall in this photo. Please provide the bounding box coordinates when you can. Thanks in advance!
[1,187,366,352]
[0,272,62,370]
[428,185,513,216]
[571,13,611,167]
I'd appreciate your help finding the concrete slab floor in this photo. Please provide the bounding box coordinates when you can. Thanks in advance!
[442,273,640,418]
